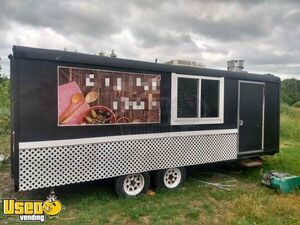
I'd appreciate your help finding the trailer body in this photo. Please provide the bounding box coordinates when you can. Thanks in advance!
[10,46,280,191]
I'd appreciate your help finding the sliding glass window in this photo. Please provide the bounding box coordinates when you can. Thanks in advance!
[171,74,224,125]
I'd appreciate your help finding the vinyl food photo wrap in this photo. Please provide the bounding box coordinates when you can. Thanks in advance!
[58,67,161,126]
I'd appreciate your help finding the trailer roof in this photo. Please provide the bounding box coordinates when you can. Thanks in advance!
[11,46,280,83]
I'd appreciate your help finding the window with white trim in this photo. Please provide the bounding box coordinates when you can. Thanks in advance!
[171,73,224,125]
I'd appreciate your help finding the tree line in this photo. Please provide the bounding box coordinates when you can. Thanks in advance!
[281,78,300,106]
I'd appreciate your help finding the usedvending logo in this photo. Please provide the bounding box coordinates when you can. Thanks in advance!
[2,195,63,222]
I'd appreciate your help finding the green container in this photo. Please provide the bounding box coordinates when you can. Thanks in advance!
[271,175,300,193]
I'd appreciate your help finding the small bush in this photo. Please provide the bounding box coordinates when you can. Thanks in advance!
[0,107,10,136]
[293,101,300,108]
[0,77,10,136]
[0,135,10,155]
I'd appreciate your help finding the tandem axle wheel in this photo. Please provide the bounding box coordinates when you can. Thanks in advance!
[114,167,186,197]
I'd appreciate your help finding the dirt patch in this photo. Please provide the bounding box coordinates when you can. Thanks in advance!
[140,215,150,225]
[189,199,202,208]
[273,194,300,212]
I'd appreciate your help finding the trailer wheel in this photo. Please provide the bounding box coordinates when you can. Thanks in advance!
[155,167,186,190]
[114,172,150,197]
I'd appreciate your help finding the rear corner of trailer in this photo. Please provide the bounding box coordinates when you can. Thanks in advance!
[9,46,19,191]
[264,74,281,156]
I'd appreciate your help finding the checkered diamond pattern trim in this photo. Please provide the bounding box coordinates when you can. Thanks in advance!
[19,132,238,191]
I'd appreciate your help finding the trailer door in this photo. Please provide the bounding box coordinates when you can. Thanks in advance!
[238,81,265,153]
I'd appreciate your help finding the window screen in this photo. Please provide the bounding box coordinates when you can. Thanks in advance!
[201,79,219,117]
[177,78,199,118]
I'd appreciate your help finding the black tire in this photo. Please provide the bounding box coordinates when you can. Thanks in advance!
[114,172,150,197]
[155,167,186,190]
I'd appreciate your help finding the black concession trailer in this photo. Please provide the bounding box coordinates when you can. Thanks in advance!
[9,46,280,196]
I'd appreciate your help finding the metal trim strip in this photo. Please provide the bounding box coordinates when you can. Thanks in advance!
[19,129,238,149]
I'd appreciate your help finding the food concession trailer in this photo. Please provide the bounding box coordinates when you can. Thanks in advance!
[9,46,280,197]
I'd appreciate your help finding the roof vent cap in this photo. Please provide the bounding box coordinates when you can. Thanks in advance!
[227,60,245,72]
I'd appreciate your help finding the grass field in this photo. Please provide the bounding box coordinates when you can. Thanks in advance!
[0,107,299,225]
[280,104,300,140]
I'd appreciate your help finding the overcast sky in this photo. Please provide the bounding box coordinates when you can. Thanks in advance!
[0,0,299,79]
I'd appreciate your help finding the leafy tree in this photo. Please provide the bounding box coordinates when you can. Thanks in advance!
[97,51,106,56]
[110,49,117,58]
[281,78,300,105]
[0,58,10,135]
[97,50,117,58]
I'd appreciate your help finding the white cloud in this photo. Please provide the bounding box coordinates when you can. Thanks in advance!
[0,0,299,80]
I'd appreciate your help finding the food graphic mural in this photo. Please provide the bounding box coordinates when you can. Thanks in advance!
[58,67,161,126]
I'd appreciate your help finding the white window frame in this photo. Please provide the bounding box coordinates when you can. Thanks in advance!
[171,73,224,125]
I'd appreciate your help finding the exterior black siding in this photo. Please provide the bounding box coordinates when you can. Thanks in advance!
[264,82,280,152]
[15,59,243,142]
[10,46,280,191]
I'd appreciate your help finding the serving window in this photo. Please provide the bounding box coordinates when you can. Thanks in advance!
[58,66,161,126]
[171,73,224,125]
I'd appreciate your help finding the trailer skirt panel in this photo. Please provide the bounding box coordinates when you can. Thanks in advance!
[19,130,238,191]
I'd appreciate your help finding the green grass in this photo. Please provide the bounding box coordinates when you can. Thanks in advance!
[0,134,10,156]
[264,140,300,174]
[0,105,299,224]
[280,104,300,140]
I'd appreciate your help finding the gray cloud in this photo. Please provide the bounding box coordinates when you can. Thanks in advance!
[0,0,299,79]
[1,0,129,37]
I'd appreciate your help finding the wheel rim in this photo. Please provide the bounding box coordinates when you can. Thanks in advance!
[123,173,145,196]
[164,168,182,188]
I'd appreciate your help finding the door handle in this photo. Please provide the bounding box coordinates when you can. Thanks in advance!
[239,120,244,126]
